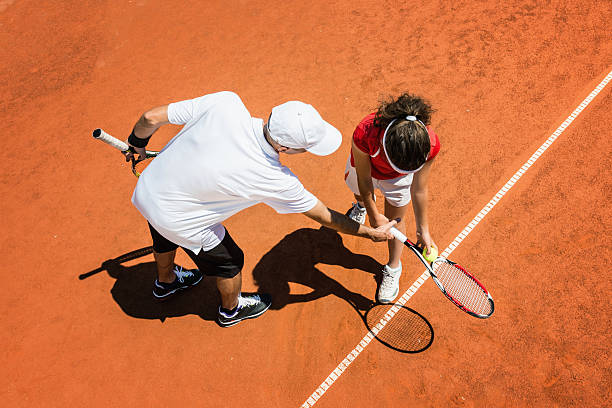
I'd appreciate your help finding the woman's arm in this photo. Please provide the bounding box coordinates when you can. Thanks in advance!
[411,159,437,254]
[352,139,389,227]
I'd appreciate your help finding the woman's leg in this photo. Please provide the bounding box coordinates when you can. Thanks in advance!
[384,200,411,269]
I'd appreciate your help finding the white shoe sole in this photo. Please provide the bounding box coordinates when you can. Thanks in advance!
[377,286,399,304]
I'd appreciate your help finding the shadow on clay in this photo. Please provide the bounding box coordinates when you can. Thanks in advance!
[78,227,435,353]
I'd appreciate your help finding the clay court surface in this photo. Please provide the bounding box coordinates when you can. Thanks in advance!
[1,0,611,406]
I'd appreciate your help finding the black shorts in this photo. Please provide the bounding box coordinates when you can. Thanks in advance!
[148,223,244,279]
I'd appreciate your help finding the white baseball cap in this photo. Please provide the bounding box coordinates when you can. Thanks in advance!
[268,101,342,156]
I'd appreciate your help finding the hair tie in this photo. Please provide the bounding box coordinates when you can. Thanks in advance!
[405,115,427,130]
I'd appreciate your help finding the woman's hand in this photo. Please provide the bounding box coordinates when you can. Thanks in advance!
[416,230,438,258]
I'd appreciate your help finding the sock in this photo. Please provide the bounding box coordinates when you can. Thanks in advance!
[220,305,239,317]
[220,295,242,317]
[157,278,176,287]
[356,201,365,209]
[385,262,402,274]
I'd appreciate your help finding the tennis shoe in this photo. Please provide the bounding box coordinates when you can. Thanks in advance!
[153,265,203,299]
[377,263,402,304]
[217,293,272,327]
[347,202,367,224]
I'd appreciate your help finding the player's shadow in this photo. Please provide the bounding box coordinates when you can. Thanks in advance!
[252,226,382,312]
[80,230,434,352]
[79,247,221,322]
[79,227,383,323]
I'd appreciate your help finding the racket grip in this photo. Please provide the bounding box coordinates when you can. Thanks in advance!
[389,227,408,243]
[93,128,129,152]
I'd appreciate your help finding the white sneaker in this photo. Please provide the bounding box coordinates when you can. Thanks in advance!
[377,263,402,303]
[347,202,367,224]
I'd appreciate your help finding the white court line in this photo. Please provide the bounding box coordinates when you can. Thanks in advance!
[301,69,612,408]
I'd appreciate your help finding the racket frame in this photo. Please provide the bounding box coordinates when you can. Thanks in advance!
[389,227,494,318]
[92,128,158,177]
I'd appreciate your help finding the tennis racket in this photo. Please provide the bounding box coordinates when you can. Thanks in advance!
[92,128,159,177]
[390,227,494,318]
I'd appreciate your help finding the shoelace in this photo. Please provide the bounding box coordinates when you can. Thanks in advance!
[380,269,400,292]
[173,266,194,283]
[351,203,366,214]
[350,204,366,223]
[239,295,261,307]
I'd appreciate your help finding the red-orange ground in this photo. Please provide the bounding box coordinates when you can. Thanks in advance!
[1,1,610,407]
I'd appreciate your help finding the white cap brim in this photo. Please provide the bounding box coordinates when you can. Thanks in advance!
[306,122,342,156]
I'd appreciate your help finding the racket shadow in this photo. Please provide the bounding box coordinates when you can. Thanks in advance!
[252,226,382,312]
[78,246,154,280]
[252,227,435,353]
[78,247,220,322]
[363,304,434,354]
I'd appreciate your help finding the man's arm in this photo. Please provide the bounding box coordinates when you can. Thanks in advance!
[126,105,170,160]
[303,200,396,242]
[132,105,170,138]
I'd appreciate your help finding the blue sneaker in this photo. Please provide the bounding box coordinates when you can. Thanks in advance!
[153,265,203,299]
[217,294,272,327]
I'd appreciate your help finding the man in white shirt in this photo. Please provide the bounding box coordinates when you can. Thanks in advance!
[126,91,397,327]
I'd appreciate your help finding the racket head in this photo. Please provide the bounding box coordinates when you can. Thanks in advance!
[429,258,494,318]
[365,304,434,353]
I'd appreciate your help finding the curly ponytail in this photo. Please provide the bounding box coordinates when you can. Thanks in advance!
[374,93,435,171]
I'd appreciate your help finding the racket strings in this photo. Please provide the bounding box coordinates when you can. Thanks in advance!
[433,262,492,316]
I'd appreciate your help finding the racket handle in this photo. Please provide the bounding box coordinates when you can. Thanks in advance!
[93,128,129,152]
[389,227,408,243]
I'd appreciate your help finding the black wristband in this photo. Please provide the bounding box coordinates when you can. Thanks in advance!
[128,130,150,148]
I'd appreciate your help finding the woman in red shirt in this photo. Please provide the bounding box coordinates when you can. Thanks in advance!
[345,93,440,303]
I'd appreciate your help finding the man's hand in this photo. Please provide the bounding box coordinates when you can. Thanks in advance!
[369,218,398,242]
[370,213,390,229]
[124,145,146,162]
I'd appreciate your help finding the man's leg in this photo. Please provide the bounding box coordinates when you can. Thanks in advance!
[193,228,271,327]
[148,223,202,299]
[154,249,177,283]
[216,272,242,310]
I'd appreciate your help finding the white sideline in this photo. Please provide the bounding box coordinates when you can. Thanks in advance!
[300,70,612,408]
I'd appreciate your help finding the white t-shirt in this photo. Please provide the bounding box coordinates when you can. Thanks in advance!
[132,91,318,253]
